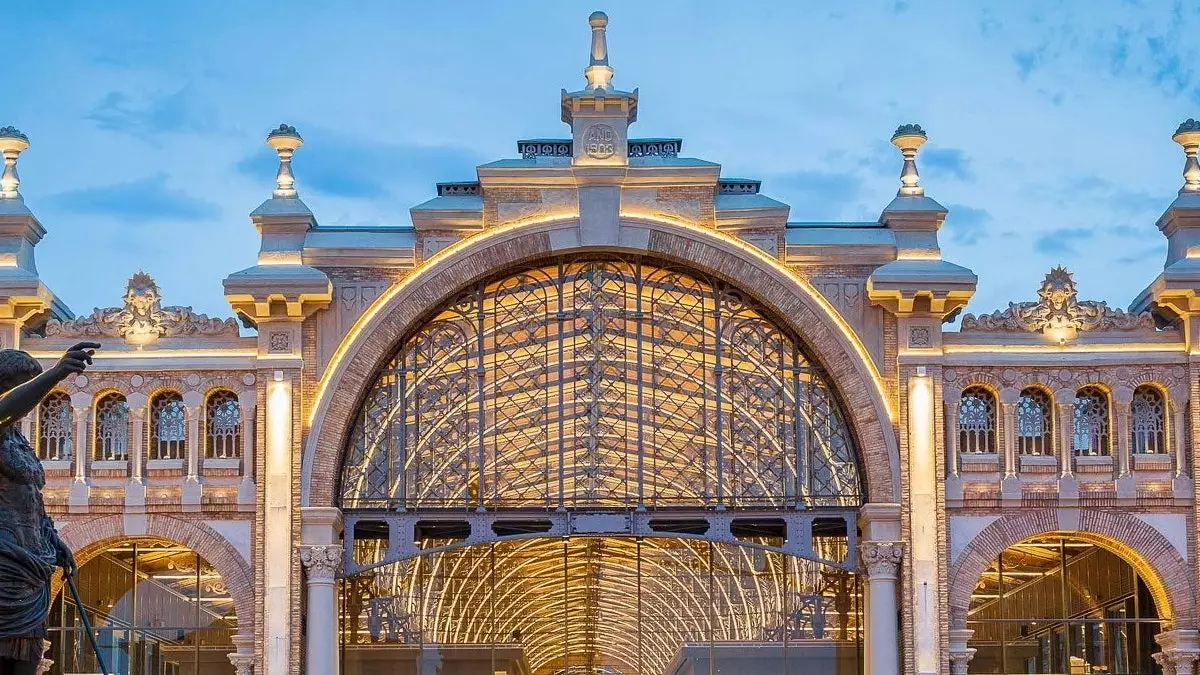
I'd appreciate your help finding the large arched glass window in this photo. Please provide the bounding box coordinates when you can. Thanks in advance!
[94,393,130,461]
[967,536,1161,675]
[1130,385,1166,454]
[340,258,862,510]
[150,391,187,460]
[205,390,241,459]
[47,539,236,674]
[1074,387,1111,456]
[1016,387,1053,455]
[37,391,74,461]
[958,386,997,453]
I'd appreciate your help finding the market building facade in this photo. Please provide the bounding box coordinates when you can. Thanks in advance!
[2,11,1199,675]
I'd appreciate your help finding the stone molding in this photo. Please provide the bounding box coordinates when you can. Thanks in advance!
[860,540,903,579]
[300,544,343,581]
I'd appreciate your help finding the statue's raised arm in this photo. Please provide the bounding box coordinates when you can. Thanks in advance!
[0,342,99,429]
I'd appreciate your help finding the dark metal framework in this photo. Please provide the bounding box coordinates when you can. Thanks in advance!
[340,257,862,513]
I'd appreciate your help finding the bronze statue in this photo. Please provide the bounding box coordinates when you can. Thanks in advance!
[0,342,98,675]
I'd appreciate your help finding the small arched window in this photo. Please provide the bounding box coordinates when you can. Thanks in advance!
[150,391,187,460]
[1016,388,1053,455]
[205,390,241,459]
[958,386,997,453]
[95,393,130,461]
[36,391,74,461]
[1131,385,1166,454]
[1073,386,1110,456]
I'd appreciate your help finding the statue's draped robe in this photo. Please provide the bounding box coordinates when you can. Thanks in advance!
[0,427,58,662]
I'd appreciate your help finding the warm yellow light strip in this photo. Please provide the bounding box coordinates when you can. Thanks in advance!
[264,377,293,675]
[939,343,1185,355]
[310,214,894,427]
[26,349,258,360]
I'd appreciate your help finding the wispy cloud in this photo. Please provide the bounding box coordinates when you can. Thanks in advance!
[922,148,973,181]
[768,170,862,220]
[944,204,991,244]
[44,173,219,221]
[1035,227,1095,256]
[235,129,482,202]
[88,86,216,137]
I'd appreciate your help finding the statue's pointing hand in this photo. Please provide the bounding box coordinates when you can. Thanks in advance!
[50,342,99,381]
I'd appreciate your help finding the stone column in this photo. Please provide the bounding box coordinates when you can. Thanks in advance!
[1156,629,1200,675]
[949,628,976,675]
[1173,402,1188,477]
[860,540,902,675]
[228,633,256,675]
[1114,387,1133,477]
[238,390,256,504]
[1055,389,1079,499]
[300,545,343,675]
[68,399,89,509]
[1000,389,1018,478]
[943,395,959,476]
[182,391,203,507]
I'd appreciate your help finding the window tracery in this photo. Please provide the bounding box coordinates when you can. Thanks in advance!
[205,390,241,459]
[1073,386,1110,456]
[150,391,187,460]
[1131,385,1166,454]
[94,393,130,461]
[36,391,73,461]
[958,386,997,454]
[340,258,862,510]
[1016,388,1052,455]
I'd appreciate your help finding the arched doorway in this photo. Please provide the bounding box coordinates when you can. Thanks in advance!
[46,538,237,675]
[336,256,867,674]
[966,536,1161,675]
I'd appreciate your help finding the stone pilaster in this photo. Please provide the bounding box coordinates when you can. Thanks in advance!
[861,540,902,675]
[948,628,975,675]
[1157,629,1200,675]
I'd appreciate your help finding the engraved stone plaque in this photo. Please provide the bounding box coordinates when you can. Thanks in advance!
[584,124,616,159]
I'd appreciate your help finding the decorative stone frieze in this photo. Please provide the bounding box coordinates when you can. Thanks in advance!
[45,271,239,346]
[961,266,1154,337]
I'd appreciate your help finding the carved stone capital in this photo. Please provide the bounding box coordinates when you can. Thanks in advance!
[860,540,903,579]
[228,652,255,675]
[949,647,976,675]
[299,544,343,581]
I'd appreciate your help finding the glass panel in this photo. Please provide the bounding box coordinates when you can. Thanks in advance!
[95,393,130,461]
[151,393,187,460]
[206,391,241,459]
[959,387,997,453]
[1131,386,1166,454]
[37,391,74,461]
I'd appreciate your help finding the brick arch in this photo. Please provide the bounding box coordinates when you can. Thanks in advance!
[302,215,899,508]
[948,509,1196,630]
[57,515,254,632]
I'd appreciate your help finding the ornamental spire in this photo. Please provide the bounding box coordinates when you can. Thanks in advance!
[891,124,928,197]
[0,126,30,200]
[266,124,304,199]
[584,11,614,91]
[1172,118,1200,193]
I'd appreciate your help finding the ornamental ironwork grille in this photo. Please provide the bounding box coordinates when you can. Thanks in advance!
[1016,388,1053,456]
[1131,385,1166,454]
[94,393,130,461]
[36,391,73,461]
[340,258,862,510]
[958,387,997,454]
[150,391,187,460]
[1073,386,1110,456]
[205,390,241,459]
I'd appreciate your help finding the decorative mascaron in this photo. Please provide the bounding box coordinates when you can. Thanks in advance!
[45,271,240,347]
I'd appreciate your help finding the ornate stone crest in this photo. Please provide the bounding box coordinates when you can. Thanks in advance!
[960,266,1153,340]
[45,271,240,347]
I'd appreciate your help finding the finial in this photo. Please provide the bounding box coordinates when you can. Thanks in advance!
[1172,119,1200,193]
[266,124,304,199]
[584,11,614,91]
[891,124,928,197]
[0,126,30,200]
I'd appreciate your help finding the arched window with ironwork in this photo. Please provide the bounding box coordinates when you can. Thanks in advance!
[339,258,863,510]
[94,392,130,461]
[150,391,187,460]
[1131,385,1166,454]
[1073,386,1110,456]
[205,390,241,459]
[36,391,73,461]
[1016,387,1052,455]
[958,386,997,453]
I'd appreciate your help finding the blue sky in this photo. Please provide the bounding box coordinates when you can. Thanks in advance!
[6,1,1200,321]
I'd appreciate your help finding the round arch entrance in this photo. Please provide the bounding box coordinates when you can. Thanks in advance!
[334,254,873,675]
